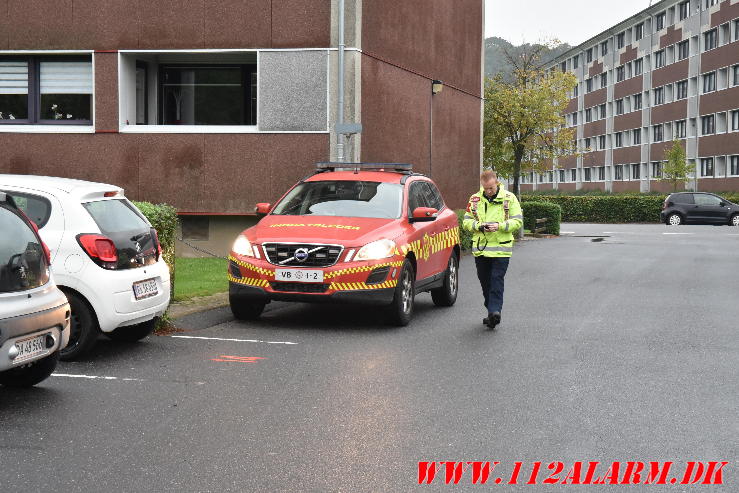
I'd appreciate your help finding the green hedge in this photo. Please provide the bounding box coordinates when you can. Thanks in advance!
[455,210,473,251]
[521,195,663,223]
[133,201,178,328]
[522,201,561,235]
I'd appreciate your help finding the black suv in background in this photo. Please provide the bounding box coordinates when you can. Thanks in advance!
[661,192,739,226]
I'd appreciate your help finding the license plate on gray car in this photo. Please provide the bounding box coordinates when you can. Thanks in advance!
[14,334,46,363]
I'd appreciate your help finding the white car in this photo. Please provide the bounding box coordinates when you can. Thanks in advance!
[0,192,70,386]
[0,175,171,360]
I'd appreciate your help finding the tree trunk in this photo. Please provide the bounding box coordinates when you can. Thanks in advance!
[513,146,524,239]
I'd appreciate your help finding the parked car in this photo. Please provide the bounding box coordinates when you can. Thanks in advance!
[661,192,739,226]
[0,176,171,360]
[228,162,460,326]
[0,192,70,387]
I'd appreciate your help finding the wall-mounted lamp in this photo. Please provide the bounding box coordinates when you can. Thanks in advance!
[432,80,444,95]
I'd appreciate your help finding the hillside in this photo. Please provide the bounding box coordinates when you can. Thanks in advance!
[485,37,573,79]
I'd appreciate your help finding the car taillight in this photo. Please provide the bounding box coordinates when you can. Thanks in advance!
[77,234,118,269]
[152,228,162,260]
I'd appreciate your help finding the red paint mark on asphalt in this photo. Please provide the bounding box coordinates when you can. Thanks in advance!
[211,355,266,363]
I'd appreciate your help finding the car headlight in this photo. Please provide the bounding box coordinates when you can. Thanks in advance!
[355,239,396,261]
[232,235,254,257]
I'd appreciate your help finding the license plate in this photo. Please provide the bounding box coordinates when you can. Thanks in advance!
[15,335,46,363]
[133,278,158,300]
[275,269,324,283]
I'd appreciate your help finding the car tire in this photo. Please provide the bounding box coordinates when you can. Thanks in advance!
[386,259,415,326]
[0,352,59,388]
[105,318,158,342]
[730,214,739,227]
[431,251,459,307]
[60,291,99,361]
[230,296,266,321]
[666,213,683,226]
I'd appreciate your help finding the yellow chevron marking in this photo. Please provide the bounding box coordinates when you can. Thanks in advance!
[228,256,275,277]
[228,274,269,288]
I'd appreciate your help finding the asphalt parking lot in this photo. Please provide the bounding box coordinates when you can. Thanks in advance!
[1,223,737,492]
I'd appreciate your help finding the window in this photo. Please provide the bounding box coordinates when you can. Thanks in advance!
[655,50,666,69]
[598,166,606,181]
[586,48,593,63]
[3,192,52,228]
[571,169,577,182]
[615,132,623,147]
[654,87,664,105]
[733,65,739,86]
[636,23,644,40]
[676,119,687,138]
[572,112,578,126]
[704,29,717,50]
[653,124,664,142]
[561,61,567,73]
[159,64,256,125]
[0,56,92,124]
[676,80,688,99]
[632,163,641,179]
[598,135,606,149]
[585,108,592,123]
[633,128,642,144]
[656,12,666,31]
[701,114,715,135]
[617,32,625,49]
[615,165,624,180]
[181,216,210,241]
[736,19,739,41]
[678,40,689,60]
[616,99,624,115]
[730,155,739,176]
[617,66,625,82]
[700,158,714,177]
[586,78,593,92]
[599,104,606,119]
[600,73,608,88]
[584,168,592,181]
[652,162,663,178]
[679,1,690,20]
[703,72,716,93]
[633,93,643,110]
[634,58,643,76]
[705,0,718,8]
[732,110,739,131]
[573,55,579,69]
[601,41,609,56]
[585,137,592,149]
[573,84,579,97]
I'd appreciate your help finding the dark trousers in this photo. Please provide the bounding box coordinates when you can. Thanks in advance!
[474,256,510,314]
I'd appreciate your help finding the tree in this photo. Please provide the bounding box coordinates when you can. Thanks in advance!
[660,139,691,192]
[483,44,578,200]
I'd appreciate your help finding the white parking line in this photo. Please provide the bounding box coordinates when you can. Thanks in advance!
[52,373,145,382]
[663,232,694,235]
[171,335,298,345]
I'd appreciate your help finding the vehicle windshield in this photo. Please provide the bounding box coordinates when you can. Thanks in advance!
[271,181,403,219]
[82,199,149,235]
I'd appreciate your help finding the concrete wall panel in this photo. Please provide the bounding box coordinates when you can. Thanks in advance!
[614,111,643,132]
[583,120,606,138]
[137,0,204,49]
[582,151,606,167]
[204,0,272,48]
[700,86,739,115]
[698,177,739,191]
[613,146,642,164]
[701,40,739,73]
[651,99,688,125]
[711,0,739,27]
[699,134,739,157]
[0,0,10,50]
[94,52,118,132]
[259,51,328,131]
[652,59,689,87]
[72,0,138,48]
[614,75,643,99]
[584,88,607,108]
[612,181,640,193]
[362,0,483,97]
[272,0,331,48]
[659,26,683,49]
[7,0,74,49]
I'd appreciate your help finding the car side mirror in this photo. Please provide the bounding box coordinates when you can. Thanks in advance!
[255,203,271,216]
[410,207,438,223]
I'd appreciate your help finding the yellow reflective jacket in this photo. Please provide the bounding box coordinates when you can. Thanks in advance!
[462,185,523,257]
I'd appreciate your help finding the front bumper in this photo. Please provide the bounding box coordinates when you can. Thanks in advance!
[228,255,402,305]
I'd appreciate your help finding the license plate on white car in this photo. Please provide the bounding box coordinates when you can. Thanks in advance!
[15,334,46,363]
[275,269,324,283]
[133,278,158,300]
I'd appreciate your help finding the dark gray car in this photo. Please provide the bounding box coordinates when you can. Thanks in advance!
[661,192,739,226]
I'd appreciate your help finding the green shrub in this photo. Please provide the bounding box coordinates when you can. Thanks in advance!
[522,201,561,235]
[455,209,473,251]
[521,195,664,223]
[133,201,179,328]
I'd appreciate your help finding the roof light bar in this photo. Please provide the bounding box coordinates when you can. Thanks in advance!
[315,162,413,172]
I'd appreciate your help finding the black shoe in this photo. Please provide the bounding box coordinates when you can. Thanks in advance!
[487,312,501,329]
[483,317,489,325]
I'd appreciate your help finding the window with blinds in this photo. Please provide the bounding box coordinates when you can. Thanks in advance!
[0,56,92,124]
[0,61,29,120]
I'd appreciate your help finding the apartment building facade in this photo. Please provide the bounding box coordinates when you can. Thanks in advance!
[0,0,484,256]
[526,0,739,193]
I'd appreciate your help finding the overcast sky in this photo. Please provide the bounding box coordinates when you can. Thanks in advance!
[485,0,664,46]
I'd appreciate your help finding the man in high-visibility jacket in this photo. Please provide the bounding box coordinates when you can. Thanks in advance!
[462,170,523,329]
